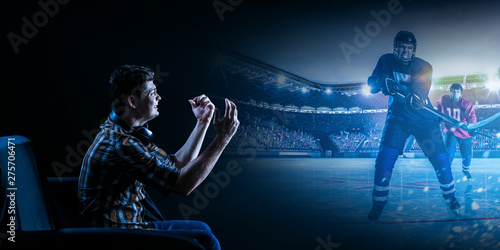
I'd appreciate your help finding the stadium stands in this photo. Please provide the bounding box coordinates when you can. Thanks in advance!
[216,102,500,156]
[205,49,500,157]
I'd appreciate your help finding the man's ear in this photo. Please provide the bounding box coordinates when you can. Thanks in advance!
[127,95,137,109]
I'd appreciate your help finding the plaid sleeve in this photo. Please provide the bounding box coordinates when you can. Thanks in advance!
[114,135,180,194]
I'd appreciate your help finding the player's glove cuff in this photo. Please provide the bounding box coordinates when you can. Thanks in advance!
[381,78,399,96]
[367,76,381,94]
[405,92,428,110]
[469,130,477,137]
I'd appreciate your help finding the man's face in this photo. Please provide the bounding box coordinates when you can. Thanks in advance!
[134,80,161,122]
[450,88,462,102]
[397,42,415,62]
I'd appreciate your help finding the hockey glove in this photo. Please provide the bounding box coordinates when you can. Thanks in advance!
[405,92,428,110]
[469,130,477,137]
[381,78,399,96]
[367,76,381,94]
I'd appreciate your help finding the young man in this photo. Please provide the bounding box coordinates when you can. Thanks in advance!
[436,83,476,180]
[78,65,239,249]
[367,31,459,221]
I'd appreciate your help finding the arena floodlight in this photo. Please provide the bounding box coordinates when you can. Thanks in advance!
[362,84,371,96]
[486,73,500,92]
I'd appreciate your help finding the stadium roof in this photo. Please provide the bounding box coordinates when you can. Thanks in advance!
[203,46,500,111]
[208,0,500,84]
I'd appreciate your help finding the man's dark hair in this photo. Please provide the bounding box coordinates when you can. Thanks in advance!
[450,83,463,93]
[109,65,155,112]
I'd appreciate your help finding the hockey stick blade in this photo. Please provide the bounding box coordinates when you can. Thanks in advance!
[465,111,500,130]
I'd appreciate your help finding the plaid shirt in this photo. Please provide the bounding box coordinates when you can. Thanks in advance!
[78,117,180,229]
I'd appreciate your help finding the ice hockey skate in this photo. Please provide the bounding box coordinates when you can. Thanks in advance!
[445,196,460,216]
[368,203,385,222]
[463,170,472,181]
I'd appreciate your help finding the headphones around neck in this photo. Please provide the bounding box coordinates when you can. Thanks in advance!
[109,111,154,145]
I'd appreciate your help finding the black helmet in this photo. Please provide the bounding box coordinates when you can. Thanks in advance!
[450,83,463,92]
[393,31,417,65]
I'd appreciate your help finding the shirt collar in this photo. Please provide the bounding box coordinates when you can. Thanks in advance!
[108,110,149,134]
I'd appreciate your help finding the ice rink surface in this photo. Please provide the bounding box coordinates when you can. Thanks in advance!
[159,157,500,249]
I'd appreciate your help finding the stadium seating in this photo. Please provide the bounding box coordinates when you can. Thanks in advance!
[222,104,499,154]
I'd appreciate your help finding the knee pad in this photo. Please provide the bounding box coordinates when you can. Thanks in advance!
[446,147,456,158]
[428,152,450,169]
[446,147,456,165]
[429,152,454,186]
[375,147,400,168]
[374,147,399,187]
[429,152,449,176]
[446,146,456,154]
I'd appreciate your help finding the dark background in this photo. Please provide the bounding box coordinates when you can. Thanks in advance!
[2,1,499,249]
[2,0,244,174]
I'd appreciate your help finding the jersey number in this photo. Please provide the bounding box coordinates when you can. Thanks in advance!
[393,72,410,84]
[446,108,461,121]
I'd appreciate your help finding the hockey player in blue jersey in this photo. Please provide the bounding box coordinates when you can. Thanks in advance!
[367,31,460,221]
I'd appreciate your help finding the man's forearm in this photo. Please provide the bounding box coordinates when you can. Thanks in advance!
[173,97,239,196]
[174,120,211,168]
[173,136,229,196]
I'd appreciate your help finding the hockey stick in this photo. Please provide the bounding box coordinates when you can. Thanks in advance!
[467,111,500,130]
[393,90,462,127]
[393,90,500,136]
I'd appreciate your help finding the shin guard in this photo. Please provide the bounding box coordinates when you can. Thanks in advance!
[372,147,400,206]
[429,152,456,198]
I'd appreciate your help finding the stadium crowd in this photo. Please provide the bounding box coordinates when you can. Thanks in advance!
[215,102,499,154]
[210,104,322,151]
[329,132,365,152]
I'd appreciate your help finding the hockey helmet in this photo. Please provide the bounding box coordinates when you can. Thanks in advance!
[450,83,463,102]
[393,31,417,65]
